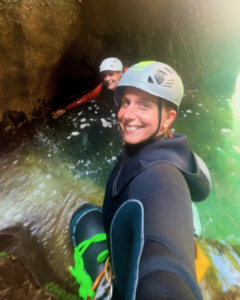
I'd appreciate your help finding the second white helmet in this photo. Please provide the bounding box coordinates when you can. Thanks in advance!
[100,58,123,73]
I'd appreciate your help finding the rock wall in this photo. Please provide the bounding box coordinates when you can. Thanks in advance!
[82,0,240,87]
[0,0,82,120]
[0,0,240,121]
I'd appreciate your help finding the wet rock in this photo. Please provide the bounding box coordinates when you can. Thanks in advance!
[4,125,12,132]
[0,226,66,288]
[0,106,51,155]
[197,238,240,300]
[8,110,27,127]
[0,110,27,130]
[0,111,13,128]
[0,0,82,120]
[0,254,58,300]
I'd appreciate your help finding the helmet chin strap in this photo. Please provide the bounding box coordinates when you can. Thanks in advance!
[117,71,123,82]
[117,72,120,81]
[149,98,167,140]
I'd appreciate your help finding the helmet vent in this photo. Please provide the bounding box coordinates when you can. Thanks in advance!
[157,70,167,76]
[164,67,173,74]
[154,71,165,85]
[163,80,174,88]
[148,76,154,83]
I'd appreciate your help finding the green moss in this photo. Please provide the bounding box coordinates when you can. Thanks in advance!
[232,244,240,258]
[45,283,80,300]
[0,251,6,257]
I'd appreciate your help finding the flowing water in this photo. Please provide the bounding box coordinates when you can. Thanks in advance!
[0,79,240,298]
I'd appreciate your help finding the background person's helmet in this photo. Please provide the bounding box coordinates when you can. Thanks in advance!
[114,61,184,108]
[100,58,123,73]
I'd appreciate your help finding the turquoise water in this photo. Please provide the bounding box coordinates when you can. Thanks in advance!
[174,78,240,245]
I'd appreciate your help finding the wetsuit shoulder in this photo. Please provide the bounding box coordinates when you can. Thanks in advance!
[129,162,191,206]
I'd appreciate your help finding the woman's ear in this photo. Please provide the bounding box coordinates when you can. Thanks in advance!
[162,109,177,130]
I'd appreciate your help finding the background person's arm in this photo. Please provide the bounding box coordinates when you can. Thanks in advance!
[64,84,102,110]
[52,84,103,118]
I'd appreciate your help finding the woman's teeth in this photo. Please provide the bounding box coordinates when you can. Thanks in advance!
[126,126,138,131]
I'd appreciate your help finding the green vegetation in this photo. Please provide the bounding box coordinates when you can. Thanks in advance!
[45,283,80,300]
[0,251,6,257]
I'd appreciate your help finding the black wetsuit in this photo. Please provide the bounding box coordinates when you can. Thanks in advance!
[99,84,115,107]
[102,134,211,300]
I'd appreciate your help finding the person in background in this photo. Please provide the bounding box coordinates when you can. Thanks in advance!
[53,58,127,119]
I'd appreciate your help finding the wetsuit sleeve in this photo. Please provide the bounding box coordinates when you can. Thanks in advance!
[137,270,200,300]
[190,153,211,202]
[129,163,202,300]
[64,84,102,110]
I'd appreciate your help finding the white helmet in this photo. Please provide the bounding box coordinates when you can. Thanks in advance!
[114,61,184,108]
[100,58,123,73]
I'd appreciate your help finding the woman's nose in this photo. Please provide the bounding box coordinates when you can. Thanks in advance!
[123,105,136,120]
[104,75,111,81]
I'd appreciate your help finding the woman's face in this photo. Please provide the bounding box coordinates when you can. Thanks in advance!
[118,87,175,144]
[102,71,122,90]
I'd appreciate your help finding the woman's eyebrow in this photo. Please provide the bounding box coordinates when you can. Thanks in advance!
[122,96,150,102]
[122,97,150,103]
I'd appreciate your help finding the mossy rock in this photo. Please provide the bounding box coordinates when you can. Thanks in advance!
[45,283,80,300]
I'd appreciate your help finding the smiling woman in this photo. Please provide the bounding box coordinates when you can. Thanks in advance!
[118,87,177,144]
[101,61,212,300]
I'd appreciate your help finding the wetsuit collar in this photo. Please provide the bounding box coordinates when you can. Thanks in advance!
[125,134,167,156]
[113,134,197,198]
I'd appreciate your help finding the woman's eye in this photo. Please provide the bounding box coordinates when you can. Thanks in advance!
[121,99,129,106]
[141,103,149,108]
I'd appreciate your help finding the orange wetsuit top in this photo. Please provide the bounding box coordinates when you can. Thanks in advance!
[64,67,129,110]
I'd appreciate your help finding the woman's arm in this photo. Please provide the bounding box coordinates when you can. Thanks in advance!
[129,163,202,300]
[137,269,200,300]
